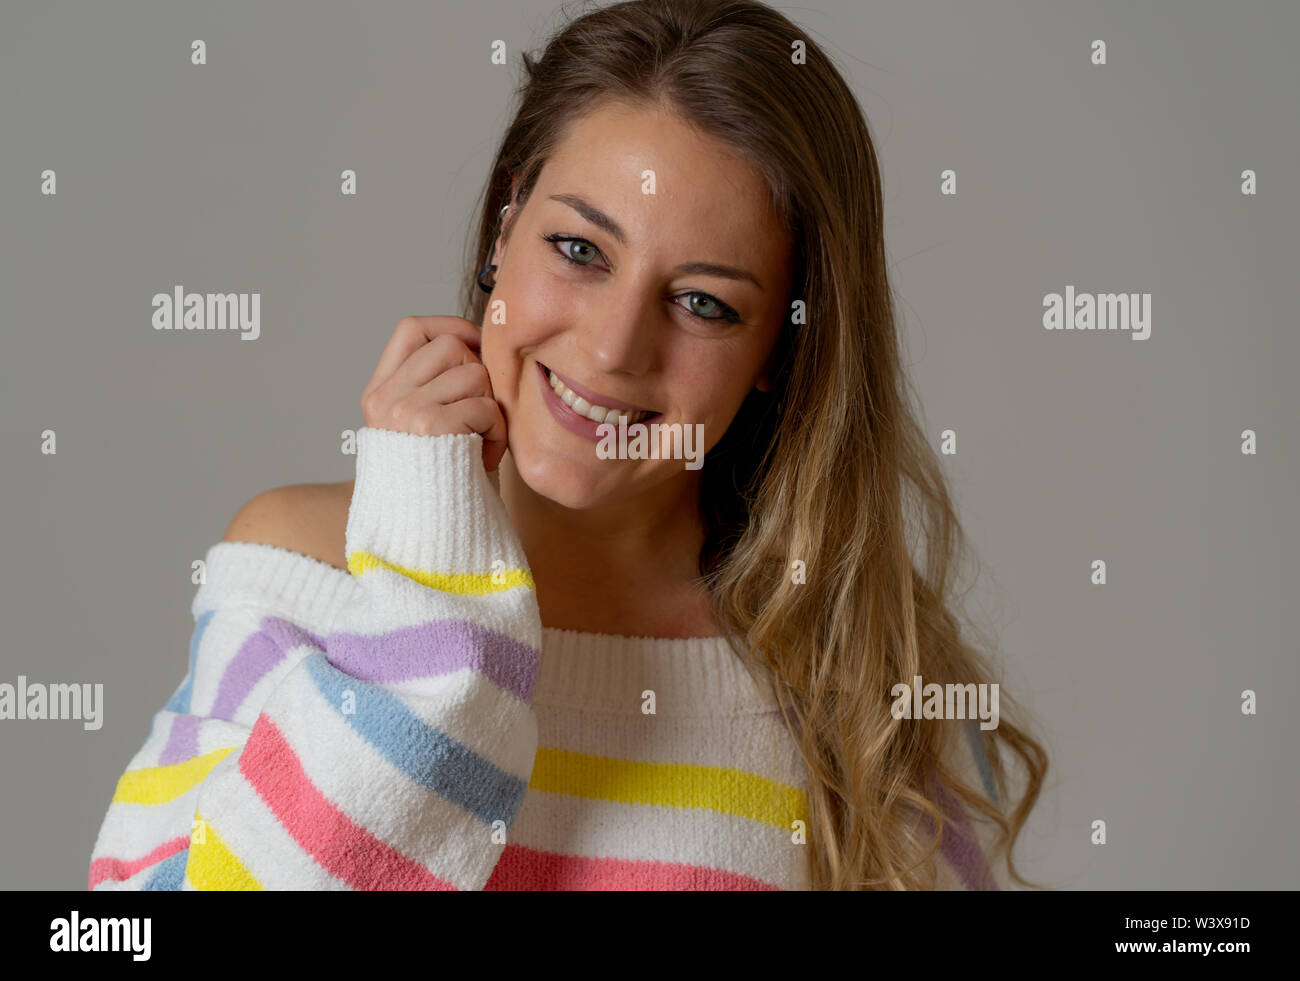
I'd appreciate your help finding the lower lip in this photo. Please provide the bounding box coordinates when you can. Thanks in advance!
[535,362,658,443]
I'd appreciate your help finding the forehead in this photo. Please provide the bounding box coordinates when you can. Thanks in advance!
[535,99,788,271]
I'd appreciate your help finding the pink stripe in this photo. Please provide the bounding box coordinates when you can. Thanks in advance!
[89,835,190,889]
[238,714,457,890]
[484,844,780,890]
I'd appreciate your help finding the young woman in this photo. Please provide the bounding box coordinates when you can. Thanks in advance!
[89,0,1046,891]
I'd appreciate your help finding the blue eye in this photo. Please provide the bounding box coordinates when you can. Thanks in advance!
[674,291,743,324]
[539,232,743,325]
[542,233,604,267]
[684,293,725,320]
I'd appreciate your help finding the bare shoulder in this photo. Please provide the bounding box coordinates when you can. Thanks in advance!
[221,480,355,572]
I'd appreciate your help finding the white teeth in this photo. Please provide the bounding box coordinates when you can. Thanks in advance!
[545,368,652,424]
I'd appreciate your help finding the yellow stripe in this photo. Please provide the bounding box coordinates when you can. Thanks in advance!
[185,812,262,890]
[111,747,237,806]
[348,550,535,594]
[529,747,806,830]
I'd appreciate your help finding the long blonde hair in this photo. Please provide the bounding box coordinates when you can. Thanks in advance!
[461,0,1048,889]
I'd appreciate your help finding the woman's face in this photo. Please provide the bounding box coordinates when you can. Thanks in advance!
[481,99,794,511]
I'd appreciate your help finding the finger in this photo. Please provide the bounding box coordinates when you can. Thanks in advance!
[456,396,508,445]
[457,397,509,470]
[382,333,485,398]
[385,363,493,424]
[422,360,494,405]
[365,316,482,396]
[365,336,483,422]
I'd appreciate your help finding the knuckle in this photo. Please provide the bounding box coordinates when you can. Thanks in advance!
[430,332,462,355]
[388,399,438,437]
[360,388,383,418]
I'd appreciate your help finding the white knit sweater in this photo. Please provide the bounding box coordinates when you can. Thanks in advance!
[87,427,1007,890]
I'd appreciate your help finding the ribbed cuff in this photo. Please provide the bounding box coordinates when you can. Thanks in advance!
[347,427,529,575]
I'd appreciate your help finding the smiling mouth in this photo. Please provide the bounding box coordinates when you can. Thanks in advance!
[538,363,660,425]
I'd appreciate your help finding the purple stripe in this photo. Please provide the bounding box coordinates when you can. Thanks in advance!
[931,779,999,890]
[325,618,540,702]
[158,714,201,766]
[210,616,326,721]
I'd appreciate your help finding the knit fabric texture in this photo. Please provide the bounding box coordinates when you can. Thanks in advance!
[88,427,1007,890]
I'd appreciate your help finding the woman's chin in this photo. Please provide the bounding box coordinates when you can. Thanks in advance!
[508,442,625,510]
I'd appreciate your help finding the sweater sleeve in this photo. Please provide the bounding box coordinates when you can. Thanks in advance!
[87,428,542,890]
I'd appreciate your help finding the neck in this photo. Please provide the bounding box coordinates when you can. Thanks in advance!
[493,452,714,633]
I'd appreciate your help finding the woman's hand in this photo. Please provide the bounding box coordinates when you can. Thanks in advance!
[361,316,509,472]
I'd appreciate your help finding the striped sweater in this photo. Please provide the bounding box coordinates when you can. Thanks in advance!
[88,426,1007,890]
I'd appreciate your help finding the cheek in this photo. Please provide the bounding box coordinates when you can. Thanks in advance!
[671,346,762,432]
[478,319,513,399]
[489,264,574,349]
[510,263,578,327]
[480,270,573,399]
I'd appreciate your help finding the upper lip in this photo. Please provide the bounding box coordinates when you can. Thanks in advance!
[540,363,658,415]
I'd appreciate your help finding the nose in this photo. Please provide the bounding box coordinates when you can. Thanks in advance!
[578,279,660,375]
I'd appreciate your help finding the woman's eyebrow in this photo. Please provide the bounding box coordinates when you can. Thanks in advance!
[548,192,764,291]
[549,193,627,245]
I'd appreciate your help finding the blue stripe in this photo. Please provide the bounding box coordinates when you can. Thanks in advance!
[142,848,189,890]
[164,609,215,714]
[964,719,998,803]
[301,652,528,826]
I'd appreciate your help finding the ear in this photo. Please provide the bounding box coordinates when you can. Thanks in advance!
[491,176,523,267]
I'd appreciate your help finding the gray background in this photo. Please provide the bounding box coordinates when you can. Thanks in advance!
[1,0,1296,890]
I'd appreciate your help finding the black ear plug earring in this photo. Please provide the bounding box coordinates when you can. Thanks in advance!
[477,203,512,294]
